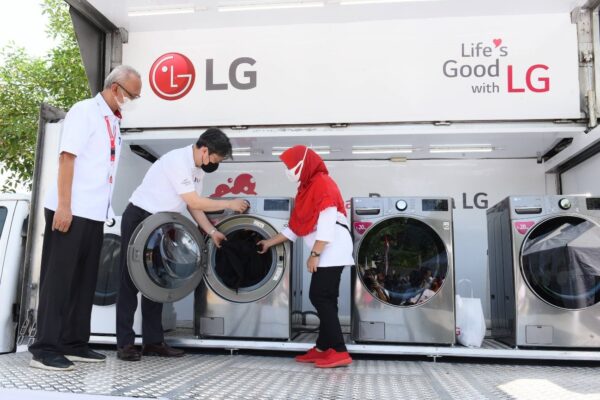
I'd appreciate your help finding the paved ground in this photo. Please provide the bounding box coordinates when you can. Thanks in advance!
[0,349,599,399]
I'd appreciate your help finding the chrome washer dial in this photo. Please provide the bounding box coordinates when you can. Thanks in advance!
[558,198,571,210]
[396,200,408,211]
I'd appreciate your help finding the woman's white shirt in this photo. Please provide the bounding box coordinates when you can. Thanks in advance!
[282,207,355,267]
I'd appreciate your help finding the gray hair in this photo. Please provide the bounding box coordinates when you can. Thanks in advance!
[103,65,141,89]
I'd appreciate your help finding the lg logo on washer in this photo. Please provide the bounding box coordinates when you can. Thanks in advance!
[149,52,257,101]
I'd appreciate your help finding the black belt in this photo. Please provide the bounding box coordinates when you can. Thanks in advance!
[336,221,351,235]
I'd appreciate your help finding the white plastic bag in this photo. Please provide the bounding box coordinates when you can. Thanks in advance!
[455,279,486,348]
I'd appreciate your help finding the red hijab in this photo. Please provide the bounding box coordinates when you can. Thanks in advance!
[280,145,346,237]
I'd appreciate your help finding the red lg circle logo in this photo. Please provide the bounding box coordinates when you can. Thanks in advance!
[149,52,195,100]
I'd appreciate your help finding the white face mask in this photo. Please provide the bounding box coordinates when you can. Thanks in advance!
[285,164,300,182]
[285,147,308,183]
[116,96,136,112]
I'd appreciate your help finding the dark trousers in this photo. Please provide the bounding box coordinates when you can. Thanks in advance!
[116,203,164,348]
[29,208,103,358]
[309,266,347,352]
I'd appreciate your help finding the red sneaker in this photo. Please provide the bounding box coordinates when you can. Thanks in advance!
[295,347,328,363]
[314,349,352,368]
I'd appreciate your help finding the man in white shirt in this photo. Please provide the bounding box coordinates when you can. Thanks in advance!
[29,65,142,371]
[116,128,249,361]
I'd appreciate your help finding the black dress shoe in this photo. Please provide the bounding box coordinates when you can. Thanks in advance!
[65,348,106,363]
[142,342,184,357]
[30,354,75,371]
[117,344,141,361]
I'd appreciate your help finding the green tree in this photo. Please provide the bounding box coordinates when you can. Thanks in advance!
[0,0,89,191]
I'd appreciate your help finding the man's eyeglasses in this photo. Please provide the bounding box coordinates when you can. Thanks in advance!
[116,82,140,100]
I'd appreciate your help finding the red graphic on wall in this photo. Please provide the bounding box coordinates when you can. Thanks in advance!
[210,173,257,197]
[353,221,373,235]
[492,38,502,48]
[514,221,535,235]
[149,52,195,100]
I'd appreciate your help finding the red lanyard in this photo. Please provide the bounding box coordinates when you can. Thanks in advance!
[104,116,117,183]
[104,116,116,162]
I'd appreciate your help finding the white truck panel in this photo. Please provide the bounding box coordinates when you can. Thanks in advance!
[121,14,580,128]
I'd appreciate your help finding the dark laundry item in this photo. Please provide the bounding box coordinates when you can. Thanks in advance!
[215,230,273,292]
[523,221,600,277]
[522,219,600,309]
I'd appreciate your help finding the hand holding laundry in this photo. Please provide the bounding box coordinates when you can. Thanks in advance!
[256,239,271,254]
[211,230,227,248]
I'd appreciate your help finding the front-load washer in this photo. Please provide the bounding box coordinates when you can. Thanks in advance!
[487,195,600,348]
[351,197,455,344]
[124,197,295,340]
[195,197,295,339]
[91,217,175,336]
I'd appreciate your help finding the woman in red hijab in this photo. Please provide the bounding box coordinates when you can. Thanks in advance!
[258,145,354,368]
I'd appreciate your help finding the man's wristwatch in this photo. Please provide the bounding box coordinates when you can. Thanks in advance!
[310,251,321,258]
[208,228,217,236]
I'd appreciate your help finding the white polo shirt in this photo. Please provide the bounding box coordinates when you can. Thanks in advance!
[130,145,205,214]
[45,93,122,222]
[282,207,355,267]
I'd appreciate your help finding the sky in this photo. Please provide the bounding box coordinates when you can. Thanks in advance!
[0,1,56,59]
[0,1,55,191]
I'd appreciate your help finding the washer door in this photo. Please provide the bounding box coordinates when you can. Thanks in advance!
[521,216,600,310]
[356,216,448,307]
[94,233,121,306]
[128,212,206,303]
[206,216,287,303]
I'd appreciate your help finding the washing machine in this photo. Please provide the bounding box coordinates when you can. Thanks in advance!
[125,197,295,340]
[351,197,455,344]
[196,197,295,339]
[487,195,600,348]
[91,217,176,336]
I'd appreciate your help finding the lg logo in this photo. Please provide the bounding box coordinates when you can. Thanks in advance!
[149,52,257,101]
[150,53,195,100]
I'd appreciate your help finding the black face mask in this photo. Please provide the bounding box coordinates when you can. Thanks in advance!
[201,162,219,173]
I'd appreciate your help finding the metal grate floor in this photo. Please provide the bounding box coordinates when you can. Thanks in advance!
[1,350,600,399]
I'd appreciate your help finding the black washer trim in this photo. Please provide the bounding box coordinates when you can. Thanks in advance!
[557,139,600,194]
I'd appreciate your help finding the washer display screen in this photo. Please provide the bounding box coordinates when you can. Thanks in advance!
[521,216,600,309]
[264,199,290,212]
[422,199,449,212]
[586,198,600,210]
[356,217,448,307]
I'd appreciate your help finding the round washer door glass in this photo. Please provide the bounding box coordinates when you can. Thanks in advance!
[521,216,600,309]
[94,233,120,306]
[356,217,448,307]
[128,212,206,303]
[206,216,288,303]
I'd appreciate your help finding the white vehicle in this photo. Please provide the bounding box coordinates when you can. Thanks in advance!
[0,194,29,354]
[2,0,600,361]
